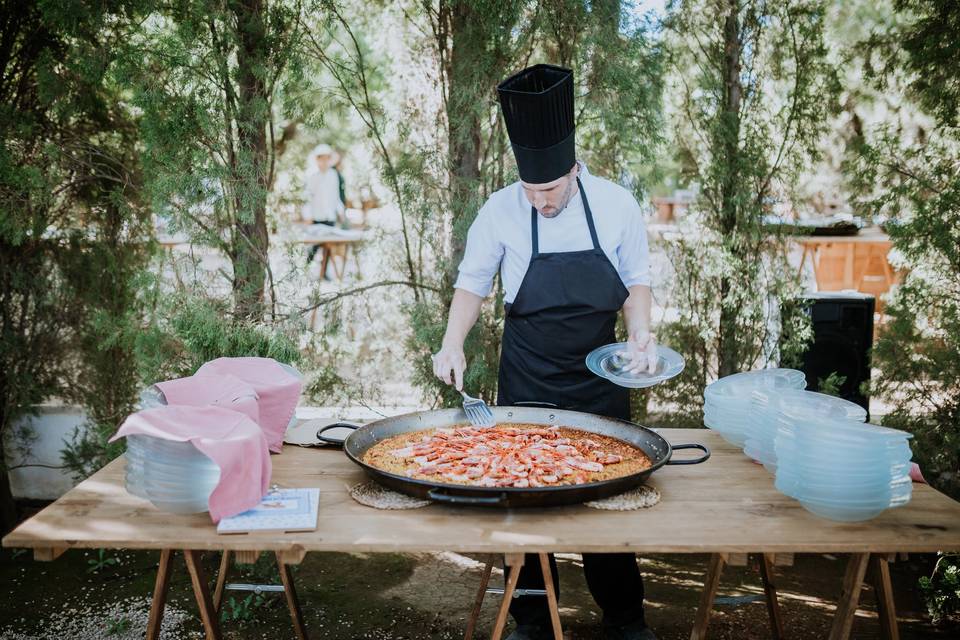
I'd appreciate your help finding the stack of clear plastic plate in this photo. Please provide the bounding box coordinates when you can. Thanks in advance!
[744,389,867,473]
[773,416,913,522]
[703,369,807,447]
[124,434,221,514]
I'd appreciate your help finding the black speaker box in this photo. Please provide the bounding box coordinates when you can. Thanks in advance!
[798,292,874,416]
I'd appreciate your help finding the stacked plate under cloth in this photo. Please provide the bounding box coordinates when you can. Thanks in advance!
[124,434,220,514]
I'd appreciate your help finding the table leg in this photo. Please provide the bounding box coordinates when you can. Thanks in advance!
[880,247,896,287]
[759,553,785,640]
[276,552,310,640]
[538,553,563,640]
[320,245,332,281]
[828,553,870,640]
[690,553,727,640]
[213,550,231,612]
[798,245,809,280]
[335,245,348,281]
[146,549,174,640]
[809,246,822,290]
[871,555,899,640]
[183,550,223,640]
[464,556,495,640]
[490,554,523,640]
[843,244,855,290]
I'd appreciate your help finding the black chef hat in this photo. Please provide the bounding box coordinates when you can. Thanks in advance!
[497,64,575,184]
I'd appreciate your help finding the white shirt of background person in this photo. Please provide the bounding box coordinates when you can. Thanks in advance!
[302,145,343,224]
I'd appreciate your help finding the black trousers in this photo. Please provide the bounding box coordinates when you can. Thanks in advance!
[508,552,645,628]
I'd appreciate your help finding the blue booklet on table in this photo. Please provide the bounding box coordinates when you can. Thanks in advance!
[217,488,320,534]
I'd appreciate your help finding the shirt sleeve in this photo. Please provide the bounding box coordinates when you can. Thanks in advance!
[616,194,651,288]
[454,203,504,298]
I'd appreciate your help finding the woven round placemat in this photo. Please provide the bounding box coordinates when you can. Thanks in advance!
[350,480,660,511]
[349,481,432,509]
[583,485,661,511]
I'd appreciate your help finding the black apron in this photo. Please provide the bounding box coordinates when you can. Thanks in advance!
[497,178,646,629]
[497,177,630,420]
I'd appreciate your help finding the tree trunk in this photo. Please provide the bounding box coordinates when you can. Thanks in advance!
[230,0,270,321]
[444,1,484,291]
[717,0,743,378]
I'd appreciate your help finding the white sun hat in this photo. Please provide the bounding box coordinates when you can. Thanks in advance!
[311,143,340,164]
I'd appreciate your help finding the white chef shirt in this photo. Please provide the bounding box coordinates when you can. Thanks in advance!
[302,168,343,223]
[454,164,651,304]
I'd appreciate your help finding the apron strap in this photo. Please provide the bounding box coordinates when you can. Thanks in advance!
[529,206,539,257]
[577,177,601,251]
[529,177,600,256]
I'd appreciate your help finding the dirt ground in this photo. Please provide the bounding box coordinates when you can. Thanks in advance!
[1,545,958,640]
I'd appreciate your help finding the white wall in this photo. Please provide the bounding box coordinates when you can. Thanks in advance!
[3,405,87,500]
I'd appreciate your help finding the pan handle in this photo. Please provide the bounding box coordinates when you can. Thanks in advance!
[316,422,361,447]
[666,443,711,465]
[427,489,509,506]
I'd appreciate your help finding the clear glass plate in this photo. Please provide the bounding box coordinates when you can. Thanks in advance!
[585,343,685,389]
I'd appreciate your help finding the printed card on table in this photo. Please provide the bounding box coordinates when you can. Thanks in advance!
[217,488,319,534]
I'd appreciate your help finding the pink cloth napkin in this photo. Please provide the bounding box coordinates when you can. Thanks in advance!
[195,357,302,453]
[910,462,926,484]
[155,374,260,425]
[110,405,271,522]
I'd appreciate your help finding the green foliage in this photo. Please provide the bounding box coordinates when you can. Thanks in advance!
[142,296,301,380]
[235,551,283,583]
[0,0,153,529]
[817,372,847,397]
[840,0,960,621]
[86,548,121,574]
[919,553,960,626]
[544,0,665,190]
[894,0,960,129]
[105,617,133,635]
[219,553,280,625]
[652,0,836,423]
[117,0,318,319]
[314,1,664,406]
[843,0,960,502]
[62,290,304,479]
[0,243,77,466]
[222,593,270,625]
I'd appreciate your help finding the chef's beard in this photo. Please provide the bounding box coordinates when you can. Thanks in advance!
[537,174,577,218]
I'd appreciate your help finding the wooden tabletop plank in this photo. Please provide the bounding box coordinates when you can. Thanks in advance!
[788,229,893,245]
[5,430,960,556]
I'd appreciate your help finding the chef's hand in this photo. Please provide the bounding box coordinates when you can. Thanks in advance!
[622,331,658,375]
[432,343,466,391]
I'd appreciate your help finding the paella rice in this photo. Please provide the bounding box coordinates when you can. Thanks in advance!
[362,423,652,488]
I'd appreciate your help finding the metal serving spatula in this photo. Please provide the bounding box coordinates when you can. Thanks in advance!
[458,389,495,427]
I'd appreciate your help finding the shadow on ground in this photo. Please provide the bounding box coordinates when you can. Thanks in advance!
[1,547,958,639]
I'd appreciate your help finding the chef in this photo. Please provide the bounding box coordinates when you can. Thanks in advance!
[432,65,658,640]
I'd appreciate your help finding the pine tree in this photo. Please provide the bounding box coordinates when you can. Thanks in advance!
[654,0,839,421]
